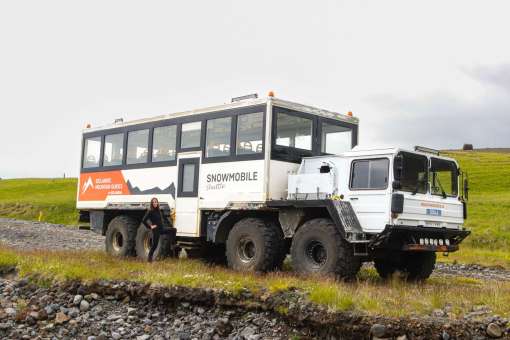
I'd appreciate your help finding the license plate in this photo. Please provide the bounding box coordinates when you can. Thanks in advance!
[426,208,442,216]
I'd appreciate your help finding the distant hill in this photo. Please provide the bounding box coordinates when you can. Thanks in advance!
[445,150,510,250]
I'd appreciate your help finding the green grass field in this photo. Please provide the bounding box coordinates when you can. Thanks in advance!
[0,178,78,225]
[0,150,509,267]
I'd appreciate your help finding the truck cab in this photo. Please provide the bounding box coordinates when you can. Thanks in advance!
[285,146,469,279]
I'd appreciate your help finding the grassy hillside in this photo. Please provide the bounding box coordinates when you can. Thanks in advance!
[445,151,510,250]
[0,150,509,257]
[0,178,78,225]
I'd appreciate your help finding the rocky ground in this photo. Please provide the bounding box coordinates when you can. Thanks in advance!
[0,276,319,340]
[0,218,509,339]
[0,218,104,251]
[0,274,508,340]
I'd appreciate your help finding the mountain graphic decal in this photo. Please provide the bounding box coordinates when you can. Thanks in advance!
[126,181,176,199]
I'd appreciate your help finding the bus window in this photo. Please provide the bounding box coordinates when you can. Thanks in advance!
[152,125,177,162]
[83,136,101,168]
[103,133,124,167]
[181,121,201,149]
[126,129,149,165]
[321,122,352,154]
[237,112,263,155]
[206,117,232,158]
[275,112,312,150]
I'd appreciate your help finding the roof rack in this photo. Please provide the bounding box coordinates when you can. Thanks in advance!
[414,146,440,155]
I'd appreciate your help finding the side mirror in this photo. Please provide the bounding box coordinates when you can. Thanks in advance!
[463,178,469,201]
[392,180,402,190]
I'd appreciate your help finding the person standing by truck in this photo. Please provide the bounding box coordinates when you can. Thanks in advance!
[142,198,176,262]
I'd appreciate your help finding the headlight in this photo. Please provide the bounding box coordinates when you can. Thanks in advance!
[445,239,450,246]
[419,238,424,245]
[439,239,444,245]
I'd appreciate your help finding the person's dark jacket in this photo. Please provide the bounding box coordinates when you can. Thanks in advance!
[141,209,172,230]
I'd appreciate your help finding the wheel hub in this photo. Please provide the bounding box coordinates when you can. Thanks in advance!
[306,240,327,267]
[238,238,256,263]
[112,231,124,252]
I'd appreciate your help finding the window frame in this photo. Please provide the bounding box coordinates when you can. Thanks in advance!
[102,132,125,168]
[271,107,316,163]
[319,118,356,155]
[177,157,200,197]
[394,151,429,194]
[82,136,103,169]
[178,120,204,152]
[204,115,235,161]
[126,128,150,165]
[152,124,178,164]
[349,157,390,191]
[235,111,265,157]
[201,105,266,164]
[430,157,459,197]
[271,106,358,163]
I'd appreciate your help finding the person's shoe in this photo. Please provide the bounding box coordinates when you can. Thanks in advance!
[148,257,153,263]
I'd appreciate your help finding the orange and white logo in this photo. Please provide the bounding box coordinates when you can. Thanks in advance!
[81,176,94,194]
[78,171,131,201]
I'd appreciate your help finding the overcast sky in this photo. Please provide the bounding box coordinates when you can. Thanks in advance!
[1,1,509,178]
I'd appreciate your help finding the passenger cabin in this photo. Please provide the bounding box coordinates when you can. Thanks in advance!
[77,95,359,237]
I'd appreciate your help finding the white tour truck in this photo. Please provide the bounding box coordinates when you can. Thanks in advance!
[77,94,469,280]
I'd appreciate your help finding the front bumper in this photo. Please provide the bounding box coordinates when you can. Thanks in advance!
[369,225,471,252]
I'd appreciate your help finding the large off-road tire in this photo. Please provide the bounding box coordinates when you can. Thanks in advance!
[105,215,138,257]
[226,218,283,272]
[135,227,171,261]
[374,258,399,279]
[403,252,436,281]
[290,218,361,280]
[374,251,436,281]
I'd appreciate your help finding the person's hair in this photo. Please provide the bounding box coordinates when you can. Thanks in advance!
[150,197,160,210]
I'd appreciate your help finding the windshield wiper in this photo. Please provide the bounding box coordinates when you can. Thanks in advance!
[435,175,447,198]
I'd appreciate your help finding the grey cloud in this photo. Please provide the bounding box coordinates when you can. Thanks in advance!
[464,64,510,93]
[363,82,510,150]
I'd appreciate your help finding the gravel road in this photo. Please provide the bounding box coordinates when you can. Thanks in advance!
[0,218,104,251]
[1,218,510,281]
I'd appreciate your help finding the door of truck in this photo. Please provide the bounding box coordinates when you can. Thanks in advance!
[345,157,391,233]
[174,156,201,236]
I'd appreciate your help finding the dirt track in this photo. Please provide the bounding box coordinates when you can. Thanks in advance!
[0,218,104,251]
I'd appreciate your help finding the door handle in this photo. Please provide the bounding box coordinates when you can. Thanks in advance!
[350,197,359,201]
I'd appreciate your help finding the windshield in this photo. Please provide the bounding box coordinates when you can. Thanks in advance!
[430,158,458,197]
[395,152,428,194]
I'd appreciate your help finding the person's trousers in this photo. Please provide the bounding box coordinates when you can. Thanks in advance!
[148,227,177,262]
